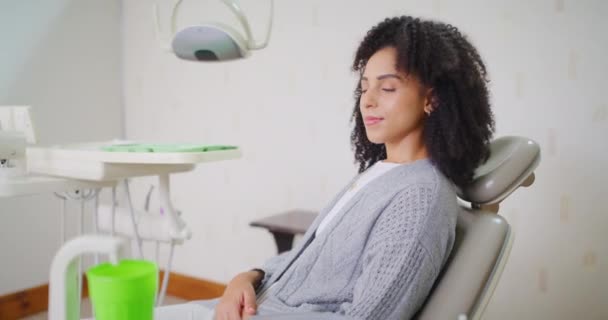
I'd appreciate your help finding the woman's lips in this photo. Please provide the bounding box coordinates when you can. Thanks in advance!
[364,116,383,126]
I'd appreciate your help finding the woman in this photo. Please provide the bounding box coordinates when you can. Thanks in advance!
[159,15,494,320]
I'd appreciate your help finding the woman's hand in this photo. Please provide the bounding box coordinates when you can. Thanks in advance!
[214,271,263,320]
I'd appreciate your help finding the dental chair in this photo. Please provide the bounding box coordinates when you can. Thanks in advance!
[415,135,541,320]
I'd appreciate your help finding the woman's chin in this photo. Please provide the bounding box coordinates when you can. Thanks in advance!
[365,134,386,145]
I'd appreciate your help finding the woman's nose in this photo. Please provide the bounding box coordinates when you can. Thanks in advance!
[361,90,377,109]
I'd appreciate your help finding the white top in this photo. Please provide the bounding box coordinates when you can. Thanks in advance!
[316,161,402,235]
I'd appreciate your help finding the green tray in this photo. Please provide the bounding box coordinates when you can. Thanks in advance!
[101,144,237,153]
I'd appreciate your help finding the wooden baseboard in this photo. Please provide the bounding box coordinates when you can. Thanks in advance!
[160,271,226,301]
[0,271,226,319]
[0,283,49,320]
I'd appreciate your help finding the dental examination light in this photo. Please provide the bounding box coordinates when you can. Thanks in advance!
[154,0,274,62]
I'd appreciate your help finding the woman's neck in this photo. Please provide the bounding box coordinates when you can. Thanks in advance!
[383,129,429,164]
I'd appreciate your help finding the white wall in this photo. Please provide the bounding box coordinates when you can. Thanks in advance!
[0,0,123,295]
[122,0,607,319]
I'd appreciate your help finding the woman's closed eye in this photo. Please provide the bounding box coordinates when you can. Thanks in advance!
[361,87,395,93]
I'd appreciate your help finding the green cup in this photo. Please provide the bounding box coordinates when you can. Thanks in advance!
[86,260,158,320]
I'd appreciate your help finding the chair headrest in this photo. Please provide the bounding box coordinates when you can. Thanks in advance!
[457,136,541,205]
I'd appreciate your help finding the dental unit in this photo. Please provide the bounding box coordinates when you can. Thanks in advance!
[0,105,243,319]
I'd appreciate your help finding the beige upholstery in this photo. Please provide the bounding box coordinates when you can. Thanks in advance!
[415,136,540,320]
[458,136,541,205]
[416,210,512,320]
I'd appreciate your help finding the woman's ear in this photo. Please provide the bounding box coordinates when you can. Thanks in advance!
[423,88,435,115]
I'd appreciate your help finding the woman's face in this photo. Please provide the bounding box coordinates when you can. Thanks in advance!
[359,46,431,145]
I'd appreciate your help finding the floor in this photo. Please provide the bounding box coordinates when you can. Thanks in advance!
[21,295,187,320]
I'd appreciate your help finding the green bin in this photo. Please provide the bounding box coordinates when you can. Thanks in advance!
[86,260,158,320]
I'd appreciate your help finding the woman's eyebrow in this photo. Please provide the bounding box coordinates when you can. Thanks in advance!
[361,74,403,82]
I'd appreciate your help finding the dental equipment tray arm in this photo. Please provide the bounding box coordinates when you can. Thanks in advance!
[26,141,242,244]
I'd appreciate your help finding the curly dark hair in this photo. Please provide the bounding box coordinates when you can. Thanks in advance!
[350,16,495,188]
